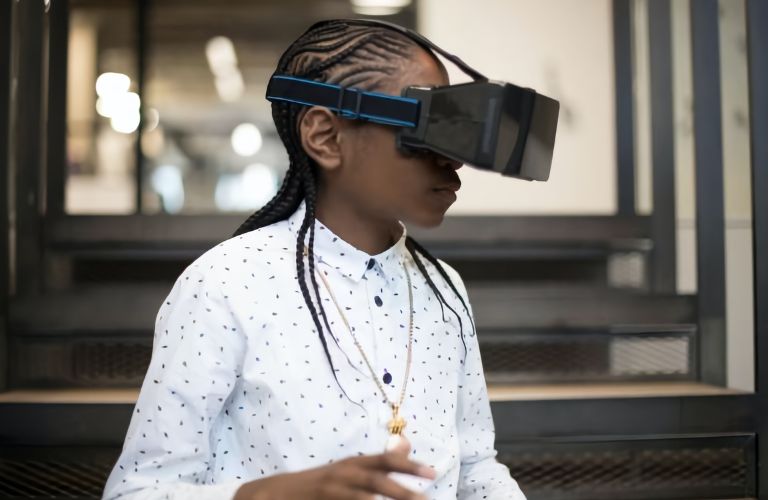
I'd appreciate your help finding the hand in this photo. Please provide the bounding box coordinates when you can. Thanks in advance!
[233,448,435,500]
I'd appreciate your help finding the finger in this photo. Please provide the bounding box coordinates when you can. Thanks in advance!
[385,435,411,456]
[319,482,376,500]
[354,452,436,480]
[317,483,375,500]
[348,470,426,500]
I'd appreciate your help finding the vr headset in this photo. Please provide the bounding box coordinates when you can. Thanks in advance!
[266,19,559,182]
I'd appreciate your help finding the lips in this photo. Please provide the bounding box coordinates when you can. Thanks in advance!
[431,180,460,205]
[433,172,462,193]
[433,180,461,193]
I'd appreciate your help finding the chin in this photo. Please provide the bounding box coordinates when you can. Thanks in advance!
[407,208,448,229]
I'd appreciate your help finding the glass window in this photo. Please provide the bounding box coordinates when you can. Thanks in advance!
[718,0,754,391]
[64,0,417,214]
[66,0,138,214]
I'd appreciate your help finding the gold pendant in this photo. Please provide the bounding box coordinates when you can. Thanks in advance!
[387,404,406,435]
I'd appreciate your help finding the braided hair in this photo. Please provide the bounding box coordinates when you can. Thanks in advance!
[233,20,476,400]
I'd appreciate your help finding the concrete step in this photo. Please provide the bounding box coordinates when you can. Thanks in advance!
[9,284,695,335]
[0,381,746,405]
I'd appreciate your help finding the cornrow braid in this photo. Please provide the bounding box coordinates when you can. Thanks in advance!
[289,156,360,405]
[233,19,476,398]
[406,236,476,335]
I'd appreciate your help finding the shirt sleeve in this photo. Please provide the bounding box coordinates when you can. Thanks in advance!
[439,261,527,500]
[103,265,247,500]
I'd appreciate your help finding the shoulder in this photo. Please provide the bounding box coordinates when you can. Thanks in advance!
[435,258,469,298]
[424,256,476,326]
[168,217,296,296]
[184,218,297,282]
[436,258,462,284]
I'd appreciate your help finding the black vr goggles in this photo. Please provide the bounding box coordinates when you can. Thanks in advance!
[267,19,560,182]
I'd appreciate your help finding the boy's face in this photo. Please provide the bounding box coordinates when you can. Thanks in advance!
[324,48,463,228]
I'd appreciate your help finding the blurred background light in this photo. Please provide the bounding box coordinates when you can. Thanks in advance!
[213,71,245,102]
[231,122,263,157]
[95,73,141,134]
[110,111,141,134]
[350,0,411,15]
[141,126,165,159]
[144,107,160,132]
[96,91,139,118]
[107,92,141,134]
[205,36,238,76]
[215,163,277,211]
[150,164,185,213]
[95,72,130,97]
[206,36,244,102]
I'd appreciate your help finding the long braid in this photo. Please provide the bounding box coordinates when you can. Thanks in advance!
[232,19,476,398]
[404,237,477,364]
[406,236,477,337]
[289,156,359,405]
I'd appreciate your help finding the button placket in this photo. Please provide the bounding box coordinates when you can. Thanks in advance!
[364,266,393,432]
[314,260,374,382]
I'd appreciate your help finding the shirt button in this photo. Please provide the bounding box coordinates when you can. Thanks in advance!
[367,258,376,270]
[374,296,383,307]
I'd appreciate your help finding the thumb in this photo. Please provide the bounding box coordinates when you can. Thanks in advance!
[386,434,411,456]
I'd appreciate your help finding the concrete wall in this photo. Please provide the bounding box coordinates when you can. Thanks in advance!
[669,0,754,390]
[419,0,755,391]
[419,0,617,215]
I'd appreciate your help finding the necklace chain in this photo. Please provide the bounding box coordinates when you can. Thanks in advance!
[306,246,414,434]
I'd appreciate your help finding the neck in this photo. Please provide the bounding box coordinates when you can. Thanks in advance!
[313,192,402,255]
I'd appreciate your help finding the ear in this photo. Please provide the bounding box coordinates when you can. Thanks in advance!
[299,107,343,172]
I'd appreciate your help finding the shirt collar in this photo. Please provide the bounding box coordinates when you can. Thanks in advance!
[286,200,409,283]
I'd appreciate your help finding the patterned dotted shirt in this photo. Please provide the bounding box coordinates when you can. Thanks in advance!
[103,202,526,500]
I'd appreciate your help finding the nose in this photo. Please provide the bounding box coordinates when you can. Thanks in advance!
[435,153,463,170]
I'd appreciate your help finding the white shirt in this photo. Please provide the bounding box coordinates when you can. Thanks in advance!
[103,202,526,500]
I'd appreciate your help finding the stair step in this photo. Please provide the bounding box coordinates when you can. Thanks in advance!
[487,381,746,401]
[49,214,652,248]
[0,382,745,405]
[469,286,696,328]
[9,284,696,334]
[0,388,138,404]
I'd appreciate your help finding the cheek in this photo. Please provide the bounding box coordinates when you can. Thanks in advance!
[347,126,432,194]
[372,130,428,177]
[356,129,402,173]
[347,126,390,161]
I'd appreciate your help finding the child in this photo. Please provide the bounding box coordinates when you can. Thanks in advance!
[104,19,527,500]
